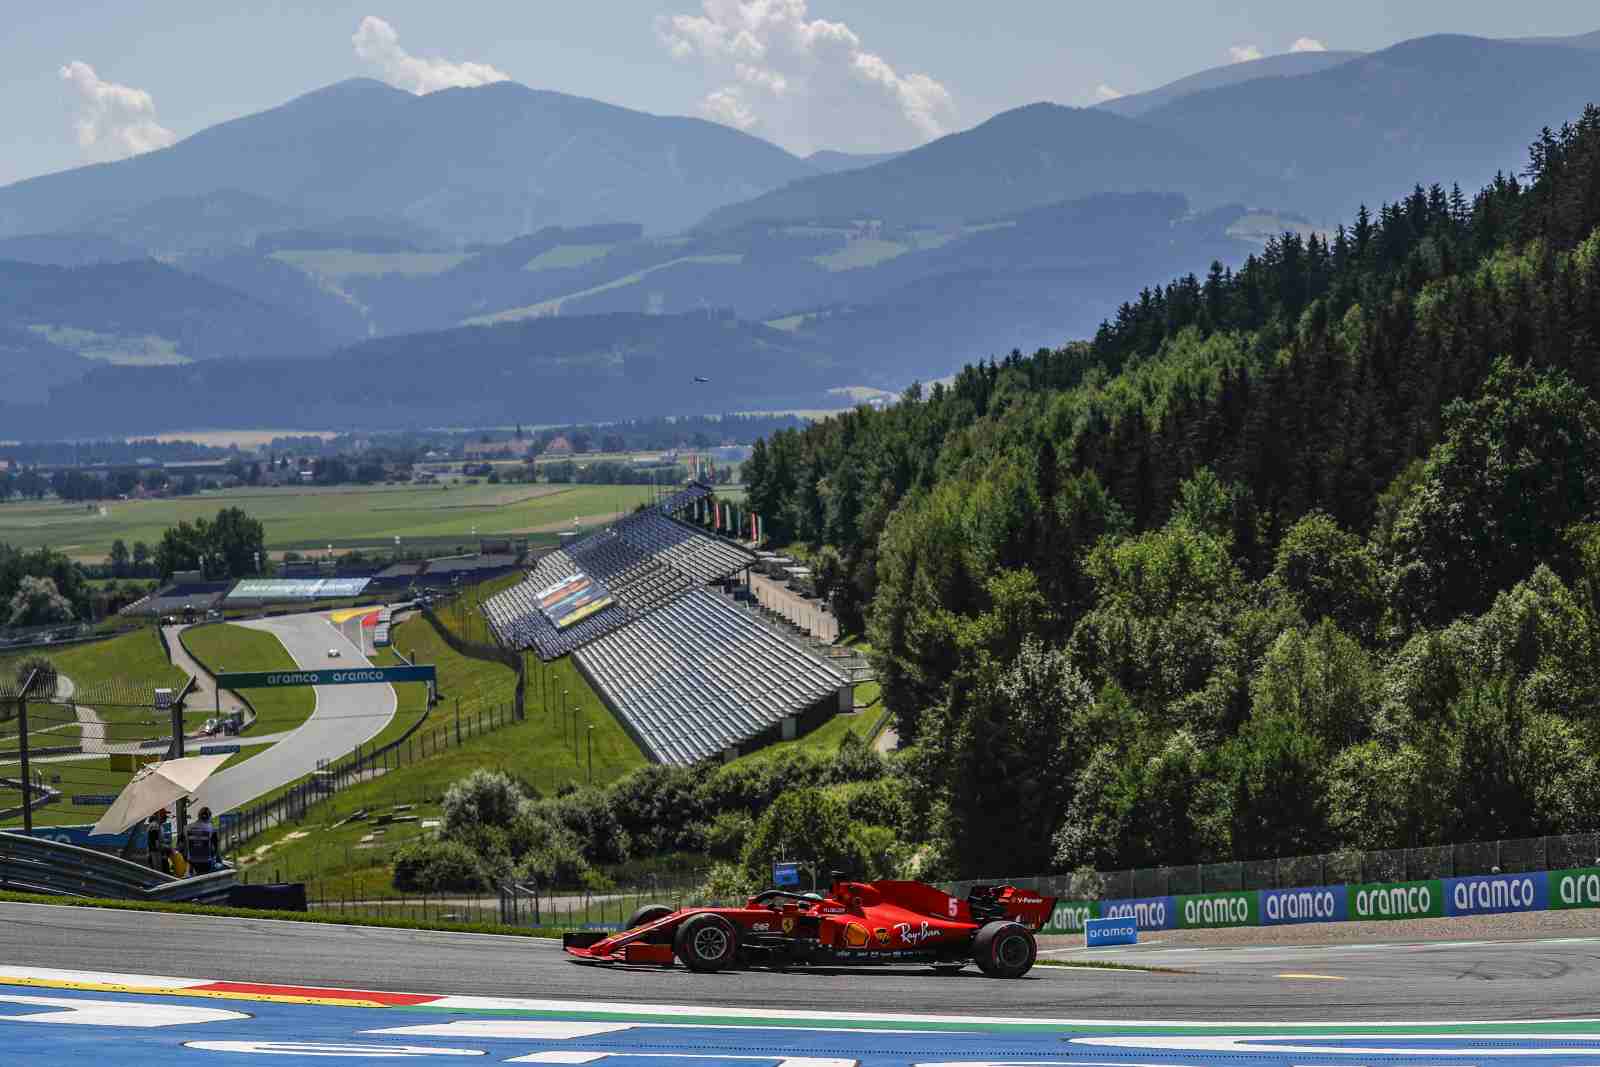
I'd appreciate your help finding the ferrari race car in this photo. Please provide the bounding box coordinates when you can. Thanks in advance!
[563,877,1057,978]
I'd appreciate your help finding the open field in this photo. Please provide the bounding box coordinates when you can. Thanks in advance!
[179,624,315,736]
[0,482,657,561]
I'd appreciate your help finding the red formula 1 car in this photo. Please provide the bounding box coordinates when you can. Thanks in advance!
[563,877,1057,978]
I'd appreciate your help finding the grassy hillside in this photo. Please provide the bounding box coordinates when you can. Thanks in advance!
[227,608,644,893]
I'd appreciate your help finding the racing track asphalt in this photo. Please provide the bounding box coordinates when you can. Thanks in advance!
[190,613,396,815]
[6,901,1600,1022]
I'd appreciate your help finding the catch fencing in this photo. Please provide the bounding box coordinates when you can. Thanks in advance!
[218,698,525,853]
[947,831,1600,903]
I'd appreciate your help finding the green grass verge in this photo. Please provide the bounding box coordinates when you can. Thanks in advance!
[180,624,314,735]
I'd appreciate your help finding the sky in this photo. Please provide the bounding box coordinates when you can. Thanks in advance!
[3,1,1598,188]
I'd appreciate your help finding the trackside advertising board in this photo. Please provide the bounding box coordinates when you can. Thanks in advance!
[1099,895,1175,931]
[1176,890,1258,929]
[1035,866,1600,936]
[1549,867,1600,909]
[1443,871,1548,916]
[217,665,436,689]
[1348,878,1444,921]
[1262,884,1349,925]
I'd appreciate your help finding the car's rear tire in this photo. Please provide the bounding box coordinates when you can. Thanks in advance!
[674,913,739,973]
[973,921,1036,978]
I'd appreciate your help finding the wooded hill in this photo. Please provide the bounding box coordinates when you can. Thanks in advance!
[742,106,1600,878]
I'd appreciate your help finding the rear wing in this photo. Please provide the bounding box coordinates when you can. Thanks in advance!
[967,885,1057,930]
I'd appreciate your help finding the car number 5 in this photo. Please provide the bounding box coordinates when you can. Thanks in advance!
[948,898,959,917]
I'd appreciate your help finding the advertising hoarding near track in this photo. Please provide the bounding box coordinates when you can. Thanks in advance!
[1043,867,1600,934]
[216,665,436,689]
[226,578,372,601]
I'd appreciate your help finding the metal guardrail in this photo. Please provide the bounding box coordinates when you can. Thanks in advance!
[0,831,235,903]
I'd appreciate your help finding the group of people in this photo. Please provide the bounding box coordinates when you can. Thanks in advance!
[143,806,223,876]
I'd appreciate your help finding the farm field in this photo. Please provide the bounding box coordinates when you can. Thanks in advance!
[0,483,657,562]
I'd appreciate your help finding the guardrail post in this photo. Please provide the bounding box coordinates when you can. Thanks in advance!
[16,671,35,836]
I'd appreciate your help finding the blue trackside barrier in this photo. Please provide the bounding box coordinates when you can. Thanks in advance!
[1084,916,1138,947]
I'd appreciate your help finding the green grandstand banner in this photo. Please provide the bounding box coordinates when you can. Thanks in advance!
[217,666,436,689]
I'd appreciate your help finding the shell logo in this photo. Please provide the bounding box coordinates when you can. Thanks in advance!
[843,922,871,948]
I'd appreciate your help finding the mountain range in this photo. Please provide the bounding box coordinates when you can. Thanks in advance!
[2,27,1598,436]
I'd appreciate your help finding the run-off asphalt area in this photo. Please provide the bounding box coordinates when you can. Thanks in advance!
[12,943,1600,1066]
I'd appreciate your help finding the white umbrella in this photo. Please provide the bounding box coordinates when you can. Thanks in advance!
[90,754,232,836]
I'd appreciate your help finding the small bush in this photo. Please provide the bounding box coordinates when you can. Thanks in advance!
[441,769,526,834]
[704,811,754,860]
[393,839,493,892]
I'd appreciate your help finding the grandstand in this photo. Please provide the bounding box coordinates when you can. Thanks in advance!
[574,590,850,765]
[484,482,853,765]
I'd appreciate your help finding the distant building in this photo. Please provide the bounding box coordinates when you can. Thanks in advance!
[465,439,534,459]
[543,435,575,456]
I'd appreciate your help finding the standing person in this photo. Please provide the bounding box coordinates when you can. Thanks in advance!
[145,811,169,874]
[185,807,219,874]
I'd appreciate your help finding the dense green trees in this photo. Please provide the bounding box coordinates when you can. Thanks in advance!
[741,105,1600,877]
[153,506,265,580]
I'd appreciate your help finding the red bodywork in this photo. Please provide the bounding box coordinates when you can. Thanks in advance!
[563,878,1056,970]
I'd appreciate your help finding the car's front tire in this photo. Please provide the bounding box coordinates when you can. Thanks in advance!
[674,913,739,973]
[973,921,1036,978]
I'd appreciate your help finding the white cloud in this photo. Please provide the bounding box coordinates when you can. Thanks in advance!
[1092,84,1125,103]
[1228,44,1264,63]
[352,16,509,94]
[58,61,177,162]
[657,1,956,154]
[1290,36,1328,53]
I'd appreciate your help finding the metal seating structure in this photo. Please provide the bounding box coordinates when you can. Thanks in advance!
[573,589,850,765]
[483,501,754,660]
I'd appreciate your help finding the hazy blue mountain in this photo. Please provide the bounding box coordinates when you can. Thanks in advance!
[1137,34,1600,220]
[1511,29,1600,49]
[0,326,94,404]
[80,189,312,257]
[0,232,147,267]
[0,259,338,368]
[698,103,1269,231]
[1097,50,1364,118]
[0,78,816,244]
[13,311,844,435]
[804,150,903,173]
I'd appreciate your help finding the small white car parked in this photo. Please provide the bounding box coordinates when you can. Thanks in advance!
[328,648,341,658]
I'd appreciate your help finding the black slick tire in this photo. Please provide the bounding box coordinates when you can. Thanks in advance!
[973,920,1036,978]
[626,904,676,947]
[674,913,739,973]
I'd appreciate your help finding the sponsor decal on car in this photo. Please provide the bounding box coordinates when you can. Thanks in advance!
[781,917,796,934]
[874,927,891,945]
[843,922,871,948]
[750,922,770,932]
[895,921,941,946]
